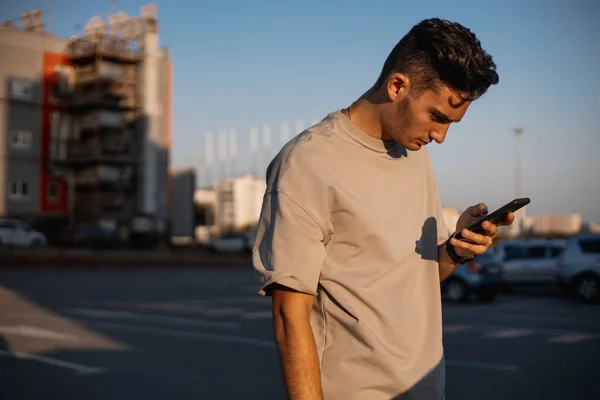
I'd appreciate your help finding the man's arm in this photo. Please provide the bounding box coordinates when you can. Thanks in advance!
[271,284,322,400]
[438,243,459,281]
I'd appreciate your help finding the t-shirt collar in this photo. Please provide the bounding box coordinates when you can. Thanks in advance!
[330,110,402,155]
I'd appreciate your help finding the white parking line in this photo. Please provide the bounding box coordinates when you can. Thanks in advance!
[548,333,599,344]
[0,325,79,342]
[0,350,106,375]
[242,311,273,320]
[83,320,276,349]
[444,323,600,345]
[66,308,240,330]
[444,308,600,325]
[484,328,532,339]
[444,323,600,337]
[81,320,518,372]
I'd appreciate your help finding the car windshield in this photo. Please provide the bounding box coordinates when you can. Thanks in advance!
[579,238,600,253]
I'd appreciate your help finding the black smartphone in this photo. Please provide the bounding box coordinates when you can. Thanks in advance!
[454,197,531,241]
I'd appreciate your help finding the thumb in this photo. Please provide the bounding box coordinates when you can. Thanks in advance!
[468,203,488,217]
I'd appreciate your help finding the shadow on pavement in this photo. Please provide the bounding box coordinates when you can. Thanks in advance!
[0,270,284,400]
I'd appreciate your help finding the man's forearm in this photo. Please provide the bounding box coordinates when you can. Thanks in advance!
[438,242,459,281]
[273,310,323,400]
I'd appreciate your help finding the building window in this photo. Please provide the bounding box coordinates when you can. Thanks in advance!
[48,182,59,201]
[9,181,29,199]
[51,83,60,102]
[10,130,33,149]
[10,78,34,100]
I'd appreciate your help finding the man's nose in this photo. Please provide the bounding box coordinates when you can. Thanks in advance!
[429,129,448,144]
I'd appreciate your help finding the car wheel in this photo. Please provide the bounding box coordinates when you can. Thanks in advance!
[206,246,217,254]
[574,274,600,303]
[444,279,469,302]
[31,239,45,248]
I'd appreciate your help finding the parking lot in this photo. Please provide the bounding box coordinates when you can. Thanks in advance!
[1,267,599,399]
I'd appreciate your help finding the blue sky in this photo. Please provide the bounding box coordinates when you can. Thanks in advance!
[2,0,599,222]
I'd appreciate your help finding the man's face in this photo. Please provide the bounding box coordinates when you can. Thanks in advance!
[382,81,472,151]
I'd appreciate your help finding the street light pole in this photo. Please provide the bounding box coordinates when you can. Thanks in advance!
[513,127,523,199]
[512,127,524,233]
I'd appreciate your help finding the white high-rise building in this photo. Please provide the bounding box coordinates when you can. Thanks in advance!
[214,174,266,233]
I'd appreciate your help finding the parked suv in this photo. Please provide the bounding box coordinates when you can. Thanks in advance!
[556,234,600,302]
[493,238,566,290]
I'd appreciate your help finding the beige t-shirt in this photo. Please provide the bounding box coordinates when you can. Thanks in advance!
[253,110,449,399]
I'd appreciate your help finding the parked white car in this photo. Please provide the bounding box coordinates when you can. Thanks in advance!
[556,234,600,302]
[204,233,254,254]
[0,219,47,248]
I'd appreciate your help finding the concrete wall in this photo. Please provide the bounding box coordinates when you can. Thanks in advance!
[0,28,67,217]
[140,25,158,218]
[155,49,171,227]
[135,46,171,229]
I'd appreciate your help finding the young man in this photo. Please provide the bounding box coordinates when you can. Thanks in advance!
[252,18,514,400]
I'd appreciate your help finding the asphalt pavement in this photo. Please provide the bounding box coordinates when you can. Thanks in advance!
[1,267,599,399]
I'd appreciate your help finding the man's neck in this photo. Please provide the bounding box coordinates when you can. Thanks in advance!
[347,91,389,141]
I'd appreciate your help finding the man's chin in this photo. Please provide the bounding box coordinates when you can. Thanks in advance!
[405,142,423,151]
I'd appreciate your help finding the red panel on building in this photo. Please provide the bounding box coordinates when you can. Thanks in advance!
[41,52,69,215]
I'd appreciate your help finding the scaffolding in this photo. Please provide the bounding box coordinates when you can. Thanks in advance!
[56,31,144,228]
[1,8,50,32]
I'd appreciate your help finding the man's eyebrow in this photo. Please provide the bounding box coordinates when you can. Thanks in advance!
[429,108,461,123]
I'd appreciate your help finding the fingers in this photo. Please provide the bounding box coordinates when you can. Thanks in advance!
[462,221,497,241]
[450,236,486,257]
[451,222,496,257]
[468,203,489,218]
[496,211,515,226]
[453,229,493,248]
[481,220,497,237]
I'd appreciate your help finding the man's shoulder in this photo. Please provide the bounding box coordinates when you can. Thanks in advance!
[287,114,342,155]
[275,114,343,168]
[266,113,342,189]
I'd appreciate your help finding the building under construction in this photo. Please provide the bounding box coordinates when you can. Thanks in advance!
[0,5,172,242]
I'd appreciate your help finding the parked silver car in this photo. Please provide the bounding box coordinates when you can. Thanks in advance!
[556,234,600,302]
[493,238,566,290]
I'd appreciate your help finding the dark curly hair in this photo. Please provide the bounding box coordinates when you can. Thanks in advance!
[375,18,499,101]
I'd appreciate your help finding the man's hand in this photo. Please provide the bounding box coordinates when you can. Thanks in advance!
[450,203,515,258]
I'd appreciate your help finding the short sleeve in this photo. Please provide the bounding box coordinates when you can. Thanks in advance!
[252,191,328,296]
[436,205,450,246]
[433,181,450,246]
[422,148,451,246]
